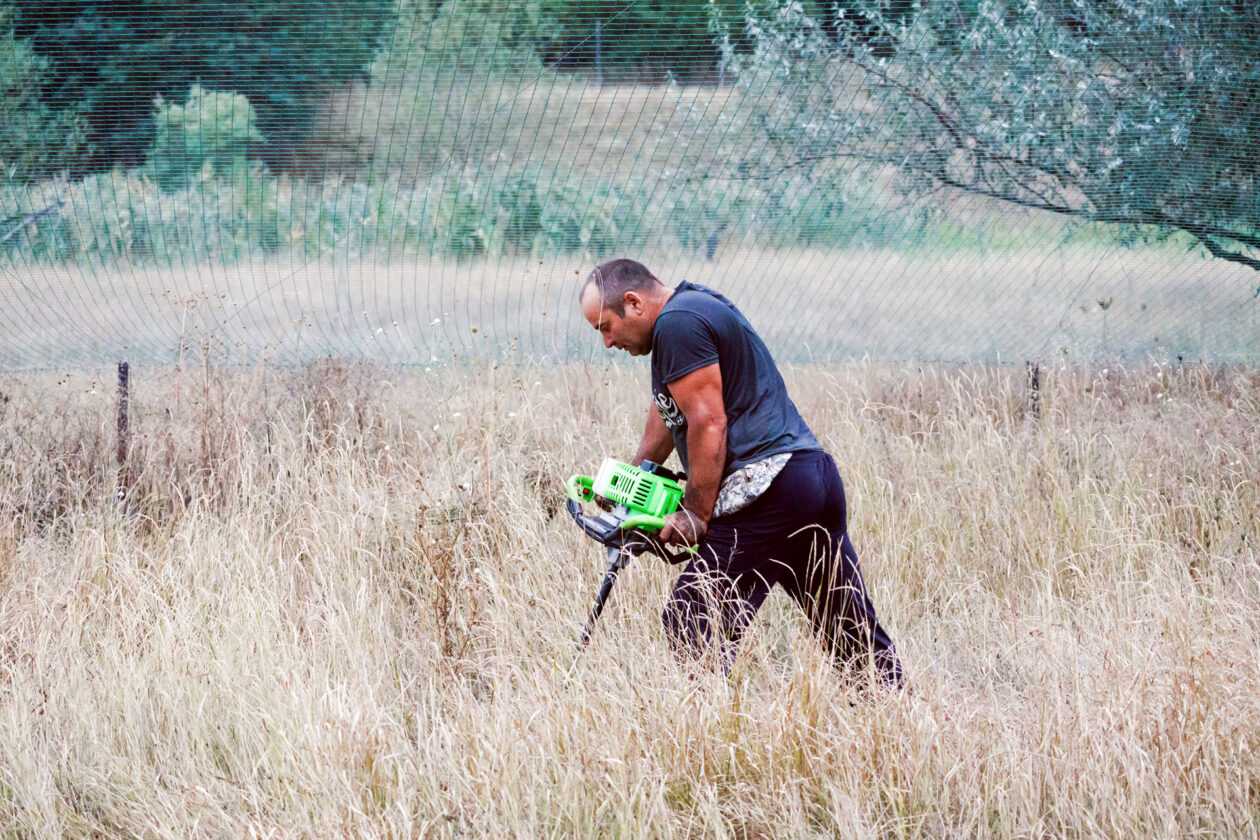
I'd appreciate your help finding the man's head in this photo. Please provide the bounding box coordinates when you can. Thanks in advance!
[579,259,669,356]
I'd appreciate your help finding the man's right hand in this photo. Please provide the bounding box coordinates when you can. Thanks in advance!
[659,508,707,548]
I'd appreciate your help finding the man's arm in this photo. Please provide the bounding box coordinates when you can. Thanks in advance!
[632,402,674,465]
[659,362,726,546]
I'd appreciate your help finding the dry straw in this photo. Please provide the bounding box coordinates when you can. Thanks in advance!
[0,360,1256,836]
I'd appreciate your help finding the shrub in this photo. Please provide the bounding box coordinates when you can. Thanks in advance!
[147,86,266,192]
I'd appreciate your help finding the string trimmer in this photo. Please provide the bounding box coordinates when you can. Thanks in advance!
[565,459,694,650]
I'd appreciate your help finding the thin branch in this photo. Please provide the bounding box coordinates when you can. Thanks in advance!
[1156,213,1260,273]
[1187,234,1260,272]
[922,164,1082,217]
[0,200,64,246]
[697,150,886,182]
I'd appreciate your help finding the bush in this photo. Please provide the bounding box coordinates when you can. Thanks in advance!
[147,86,266,192]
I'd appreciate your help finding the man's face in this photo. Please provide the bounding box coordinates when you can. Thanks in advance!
[581,286,652,356]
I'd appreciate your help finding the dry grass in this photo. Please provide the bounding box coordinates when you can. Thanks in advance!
[4,246,1256,370]
[0,360,1256,837]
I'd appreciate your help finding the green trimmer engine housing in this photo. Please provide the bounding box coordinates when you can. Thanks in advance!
[567,459,684,533]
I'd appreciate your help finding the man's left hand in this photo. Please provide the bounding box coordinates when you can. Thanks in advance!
[659,509,707,547]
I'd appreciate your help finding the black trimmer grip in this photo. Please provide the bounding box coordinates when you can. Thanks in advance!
[638,460,686,483]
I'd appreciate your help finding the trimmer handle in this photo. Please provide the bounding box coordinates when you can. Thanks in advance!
[620,513,698,561]
[621,513,666,532]
[638,460,686,482]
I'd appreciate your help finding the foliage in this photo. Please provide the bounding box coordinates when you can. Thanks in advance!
[401,0,837,81]
[393,0,558,73]
[147,86,266,192]
[0,16,87,183]
[8,0,396,172]
[734,0,1260,275]
[2,161,936,265]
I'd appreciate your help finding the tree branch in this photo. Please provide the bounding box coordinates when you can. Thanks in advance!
[1156,214,1260,273]
[1188,234,1260,273]
[0,201,63,247]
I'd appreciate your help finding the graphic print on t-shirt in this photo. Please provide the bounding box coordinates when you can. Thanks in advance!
[654,390,686,430]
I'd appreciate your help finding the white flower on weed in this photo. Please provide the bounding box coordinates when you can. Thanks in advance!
[508,412,517,418]
[432,424,440,432]
[431,318,441,326]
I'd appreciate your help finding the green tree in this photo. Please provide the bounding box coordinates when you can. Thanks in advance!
[427,0,827,81]
[738,0,1260,275]
[0,14,87,183]
[408,0,910,79]
[9,0,395,173]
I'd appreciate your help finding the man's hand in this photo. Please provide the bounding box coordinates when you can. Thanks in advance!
[659,508,707,548]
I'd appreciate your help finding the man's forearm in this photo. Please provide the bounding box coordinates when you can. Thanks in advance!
[633,404,674,465]
[681,418,725,522]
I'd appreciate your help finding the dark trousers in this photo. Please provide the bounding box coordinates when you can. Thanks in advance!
[662,449,903,686]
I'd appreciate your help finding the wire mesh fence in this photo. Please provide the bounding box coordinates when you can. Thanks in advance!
[2,0,1257,369]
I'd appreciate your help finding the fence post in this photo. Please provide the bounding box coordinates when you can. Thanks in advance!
[1025,361,1041,420]
[116,361,130,507]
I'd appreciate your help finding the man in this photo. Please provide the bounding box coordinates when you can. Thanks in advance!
[579,258,903,686]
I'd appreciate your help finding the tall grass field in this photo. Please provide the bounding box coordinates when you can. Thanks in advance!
[0,360,1256,836]
[5,246,1258,370]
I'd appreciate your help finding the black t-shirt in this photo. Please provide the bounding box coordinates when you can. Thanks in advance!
[650,280,820,475]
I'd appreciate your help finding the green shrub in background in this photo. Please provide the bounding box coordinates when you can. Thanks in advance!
[9,0,396,174]
[0,17,88,184]
[148,87,266,192]
[3,160,945,266]
[498,174,545,251]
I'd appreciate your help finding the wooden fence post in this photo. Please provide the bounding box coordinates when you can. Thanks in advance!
[116,361,130,506]
[1025,361,1041,420]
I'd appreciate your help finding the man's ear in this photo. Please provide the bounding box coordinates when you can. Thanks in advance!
[622,290,643,315]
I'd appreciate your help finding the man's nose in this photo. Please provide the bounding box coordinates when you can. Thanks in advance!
[604,334,614,349]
